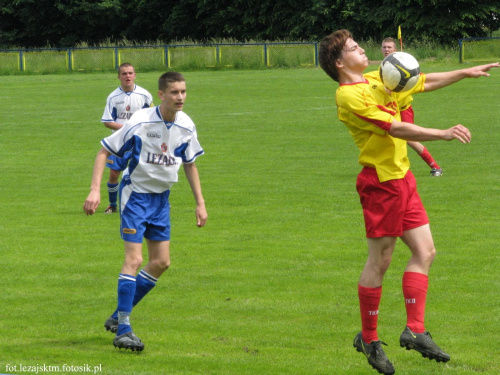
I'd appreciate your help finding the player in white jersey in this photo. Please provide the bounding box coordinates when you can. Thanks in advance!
[84,72,207,351]
[101,63,153,213]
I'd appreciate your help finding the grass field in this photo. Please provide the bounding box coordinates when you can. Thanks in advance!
[1,64,499,375]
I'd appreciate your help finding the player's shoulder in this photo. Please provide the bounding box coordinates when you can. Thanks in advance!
[128,106,160,123]
[134,85,153,98]
[106,86,124,100]
[172,111,196,132]
[336,78,369,105]
[364,69,382,82]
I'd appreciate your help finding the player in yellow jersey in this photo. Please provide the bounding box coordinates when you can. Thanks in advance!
[381,37,443,176]
[319,29,498,375]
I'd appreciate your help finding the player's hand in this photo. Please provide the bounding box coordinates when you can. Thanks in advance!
[466,62,500,78]
[445,124,471,143]
[195,202,208,227]
[83,191,101,216]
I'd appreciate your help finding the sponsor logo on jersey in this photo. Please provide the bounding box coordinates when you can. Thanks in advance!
[147,133,161,138]
[146,152,177,166]
[118,112,133,120]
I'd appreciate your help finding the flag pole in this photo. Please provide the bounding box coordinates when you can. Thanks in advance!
[398,25,403,51]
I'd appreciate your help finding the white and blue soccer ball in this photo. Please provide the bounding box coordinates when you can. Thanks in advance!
[379,52,420,92]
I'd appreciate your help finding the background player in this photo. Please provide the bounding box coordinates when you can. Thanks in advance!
[101,62,153,213]
[381,37,443,176]
[84,71,207,351]
[319,29,498,374]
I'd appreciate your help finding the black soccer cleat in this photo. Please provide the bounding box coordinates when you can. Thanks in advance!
[400,326,450,362]
[104,317,118,333]
[113,331,144,352]
[104,205,118,213]
[353,332,395,375]
[430,168,443,177]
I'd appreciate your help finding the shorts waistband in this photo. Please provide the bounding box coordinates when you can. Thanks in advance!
[360,166,377,175]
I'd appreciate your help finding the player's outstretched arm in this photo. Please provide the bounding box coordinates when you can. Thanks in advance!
[83,148,110,216]
[389,120,471,143]
[183,162,208,227]
[424,62,500,92]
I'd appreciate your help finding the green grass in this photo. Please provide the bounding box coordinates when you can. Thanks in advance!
[1,65,499,375]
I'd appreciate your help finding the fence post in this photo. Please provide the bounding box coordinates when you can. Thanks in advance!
[19,50,24,71]
[67,49,72,71]
[458,39,463,63]
[314,42,318,67]
[114,48,119,70]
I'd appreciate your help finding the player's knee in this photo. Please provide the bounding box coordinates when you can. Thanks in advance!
[152,258,170,272]
[124,255,143,273]
[109,170,120,183]
[413,245,436,267]
[380,255,392,274]
[159,259,171,272]
[426,246,436,263]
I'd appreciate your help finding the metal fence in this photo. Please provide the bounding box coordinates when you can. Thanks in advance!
[0,42,319,74]
[459,37,500,63]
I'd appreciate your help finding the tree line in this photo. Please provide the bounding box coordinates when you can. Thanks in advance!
[1,0,499,49]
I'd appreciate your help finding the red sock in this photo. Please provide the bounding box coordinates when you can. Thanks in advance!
[402,272,428,333]
[420,147,440,169]
[358,285,382,343]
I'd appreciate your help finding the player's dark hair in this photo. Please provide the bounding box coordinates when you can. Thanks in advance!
[319,29,353,82]
[118,62,134,74]
[158,72,185,91]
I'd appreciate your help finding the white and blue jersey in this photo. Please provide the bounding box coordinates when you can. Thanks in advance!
[101,106,204,194]
[101,85,153,171]
[101,84,153,126]
[101,106,204,243]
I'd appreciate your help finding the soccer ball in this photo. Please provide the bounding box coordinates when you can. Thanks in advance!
[379,52,420,92]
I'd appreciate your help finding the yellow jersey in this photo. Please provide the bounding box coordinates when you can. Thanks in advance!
[335,70,425,182]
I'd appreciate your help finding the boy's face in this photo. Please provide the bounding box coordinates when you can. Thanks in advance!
[338,38,368,71]
[158,81,187,114]
[118,66,136,91]
[381,42,396,57]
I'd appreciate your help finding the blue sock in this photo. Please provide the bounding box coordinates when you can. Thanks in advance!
[111,269,157,320]
[107,182,119,206]
[116,274,136,336]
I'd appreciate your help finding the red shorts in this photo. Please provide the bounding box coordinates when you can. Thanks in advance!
[356,167,429,238]
[400,105,414,123]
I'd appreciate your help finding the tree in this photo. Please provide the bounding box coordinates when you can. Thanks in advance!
[0,0,499,48]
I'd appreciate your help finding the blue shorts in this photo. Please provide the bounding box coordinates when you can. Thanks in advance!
[119,182,171,243]
[106,152,131,171]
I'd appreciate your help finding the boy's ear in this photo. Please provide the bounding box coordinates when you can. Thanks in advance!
[335,58,343,69]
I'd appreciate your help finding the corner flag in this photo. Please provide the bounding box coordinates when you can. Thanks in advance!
[398,25,403,51]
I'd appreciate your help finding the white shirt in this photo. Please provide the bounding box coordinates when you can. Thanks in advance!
[101,85,153,130]
[101,107,204,193]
